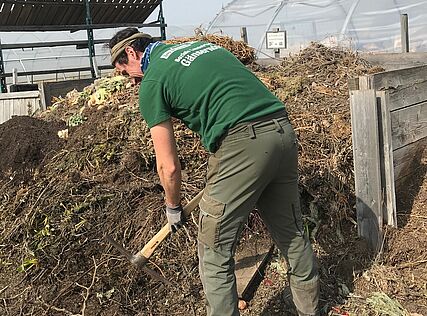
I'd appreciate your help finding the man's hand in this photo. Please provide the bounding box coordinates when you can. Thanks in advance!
[166,204,184,233]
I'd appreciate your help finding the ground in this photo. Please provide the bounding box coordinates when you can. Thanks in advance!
[243,157,427,316]
[0,40,426,316]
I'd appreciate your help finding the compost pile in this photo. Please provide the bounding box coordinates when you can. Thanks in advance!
[0,116,65,183]
[0,74,208,316]
[253,43,383,247]
[165,33,256,65]
[2,37,422,316]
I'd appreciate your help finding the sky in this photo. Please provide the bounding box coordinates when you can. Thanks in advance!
[160,0,226,27]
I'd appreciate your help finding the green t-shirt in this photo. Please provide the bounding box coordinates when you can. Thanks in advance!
[139,41,285,152]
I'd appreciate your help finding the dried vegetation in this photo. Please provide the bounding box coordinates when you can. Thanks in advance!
[0,35,425,316]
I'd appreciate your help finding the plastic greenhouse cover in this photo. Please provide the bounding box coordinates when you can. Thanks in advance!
[0,26,195,83]
[0,29,116,82]
[207,0,427,58]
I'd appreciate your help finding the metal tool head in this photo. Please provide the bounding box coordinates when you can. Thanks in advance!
[105,235,172,286]
[130,254,149,267]
[105,235,134,261]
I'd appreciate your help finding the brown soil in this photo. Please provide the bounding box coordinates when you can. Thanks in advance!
[0,115,65,183]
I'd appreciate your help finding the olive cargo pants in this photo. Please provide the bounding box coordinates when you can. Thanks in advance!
[198,111,319,316]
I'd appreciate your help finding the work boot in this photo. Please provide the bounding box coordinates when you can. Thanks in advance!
[290,278,320,316]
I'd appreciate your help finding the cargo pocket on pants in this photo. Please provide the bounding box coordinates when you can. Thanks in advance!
[198,194,225,249]
[292,203,305,238]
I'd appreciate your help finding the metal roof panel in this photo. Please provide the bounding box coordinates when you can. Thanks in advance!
[0,0,162,31]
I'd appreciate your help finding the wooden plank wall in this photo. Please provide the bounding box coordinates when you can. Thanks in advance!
[0,91,41,124]
[369,65,427,189]
[361,52,427,71]
[350,64,427,250]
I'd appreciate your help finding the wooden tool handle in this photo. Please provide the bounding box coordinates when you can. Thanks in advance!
[182,190,204,217]
[138,190,204,259]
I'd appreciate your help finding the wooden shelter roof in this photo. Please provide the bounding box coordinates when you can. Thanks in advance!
[0,0,163,31]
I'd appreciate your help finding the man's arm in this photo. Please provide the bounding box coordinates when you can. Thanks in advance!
[150,119,181,207]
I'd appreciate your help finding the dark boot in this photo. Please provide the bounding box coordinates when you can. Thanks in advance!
[290,278,320,316]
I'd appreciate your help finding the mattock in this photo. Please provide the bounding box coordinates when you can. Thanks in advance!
[106,190,204,285]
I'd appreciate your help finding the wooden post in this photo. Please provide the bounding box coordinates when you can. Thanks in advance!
[12,68,18,85]
[350,89,383,252]
[38,82,47,111]
[400,14,409,53]
[240,27,248,44]
[376,91,397,227]
[0,38,6,93]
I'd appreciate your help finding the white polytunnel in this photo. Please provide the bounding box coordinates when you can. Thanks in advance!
[207,0,427,58]
[0,29,115,77]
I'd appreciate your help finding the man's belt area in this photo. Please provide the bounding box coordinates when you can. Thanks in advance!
[228,109,288,135]
[215,109,289,150]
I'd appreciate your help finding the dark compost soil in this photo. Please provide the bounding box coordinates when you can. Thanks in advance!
[0,116,65,183]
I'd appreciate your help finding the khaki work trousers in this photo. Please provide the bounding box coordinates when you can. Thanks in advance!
[198,111,319,316]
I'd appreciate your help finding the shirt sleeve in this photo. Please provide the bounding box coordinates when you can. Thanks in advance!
[138,79,171,128]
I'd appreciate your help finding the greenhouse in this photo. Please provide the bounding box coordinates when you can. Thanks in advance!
[208,0,427,57]
[2,0,427,87]
[0,29,116,81]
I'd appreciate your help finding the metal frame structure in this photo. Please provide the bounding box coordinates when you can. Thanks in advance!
[85,0,96,78]
[0,39,6,93]
[0,0,167,92]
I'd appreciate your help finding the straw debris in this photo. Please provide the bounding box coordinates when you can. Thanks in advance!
[0,38,425,316]
[165,33,256,65]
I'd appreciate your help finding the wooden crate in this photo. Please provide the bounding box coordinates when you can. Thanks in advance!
[0,91,41,124]
[40,78,94,107]
[350,65,427,251]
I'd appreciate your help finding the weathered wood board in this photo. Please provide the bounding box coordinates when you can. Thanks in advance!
[361,52,427,71]
[350,89,383,251]
[40,78,94,107]
[388,79,427,110]
[235,235,274,301]
[370,65,427,92]
[0,91,41,124]
[377,91,397,227]
[391,101,427,150]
